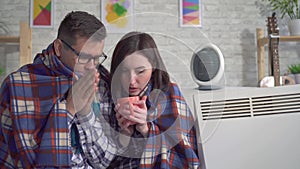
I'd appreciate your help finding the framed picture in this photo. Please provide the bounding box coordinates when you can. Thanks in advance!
[101,0,134,33]
[30,0,54,28]
[179,0,202,27]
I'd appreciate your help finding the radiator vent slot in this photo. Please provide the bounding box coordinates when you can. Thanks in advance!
[252,93,300,116]
[200,93,300,120]
[200,98,251,120]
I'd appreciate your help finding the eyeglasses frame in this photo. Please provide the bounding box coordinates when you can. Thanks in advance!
[60,39,107,65]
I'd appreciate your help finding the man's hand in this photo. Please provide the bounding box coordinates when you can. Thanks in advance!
[66,69,99,115]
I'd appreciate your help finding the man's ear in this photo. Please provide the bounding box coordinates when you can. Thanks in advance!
[53,39,62,57]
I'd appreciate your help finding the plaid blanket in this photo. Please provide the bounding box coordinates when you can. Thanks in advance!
[139,83,201,169]
[110,83,201,169]
[0,43,112,168]
[0,44,73,168]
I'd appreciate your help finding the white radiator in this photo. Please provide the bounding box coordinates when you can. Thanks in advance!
[193,84,300,169]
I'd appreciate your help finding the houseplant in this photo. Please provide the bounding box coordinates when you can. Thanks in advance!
[288,63,300,83]
[263,0,300,35]
[0,66,3,75]
[0,66,4,83]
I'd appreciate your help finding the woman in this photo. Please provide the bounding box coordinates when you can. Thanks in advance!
[110,32,200,168]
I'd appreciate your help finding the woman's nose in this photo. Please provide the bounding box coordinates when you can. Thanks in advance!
[129,73,137,84]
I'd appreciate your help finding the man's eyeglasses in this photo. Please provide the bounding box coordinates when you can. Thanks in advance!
[60,39,107,65]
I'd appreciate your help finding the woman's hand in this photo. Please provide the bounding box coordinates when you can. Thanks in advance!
[115,101,132,122]
[116,96,149,136]
[115,111,134,136]
[115,112,134,146]
[130,96,147,123]
[136,123,149,137]
[132,96,149,136]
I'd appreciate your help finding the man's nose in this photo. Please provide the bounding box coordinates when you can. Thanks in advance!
[85,60,96,69]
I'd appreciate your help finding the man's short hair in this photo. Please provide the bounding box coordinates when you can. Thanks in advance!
[57,11,106,45]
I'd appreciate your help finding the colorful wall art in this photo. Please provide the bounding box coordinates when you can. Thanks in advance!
[180,0,202,27]
[30,0,54,28]
[101,0,134,33]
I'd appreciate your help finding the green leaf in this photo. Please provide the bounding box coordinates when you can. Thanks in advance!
[0,67,4,75]
[288,63,300,74]
[263,0,300,19]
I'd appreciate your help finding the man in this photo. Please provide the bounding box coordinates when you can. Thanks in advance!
[0,11,119,168]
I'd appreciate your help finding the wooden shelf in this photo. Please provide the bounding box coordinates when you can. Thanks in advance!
[279,36,300,41]
[0,36,19,43]
[0,22,32,66]
[257,35,300,46]
[256,28,300,82]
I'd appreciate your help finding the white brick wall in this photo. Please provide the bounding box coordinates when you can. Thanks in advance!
[1,0,300,87]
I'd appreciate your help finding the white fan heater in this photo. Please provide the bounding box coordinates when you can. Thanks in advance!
[190,44,224,90]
